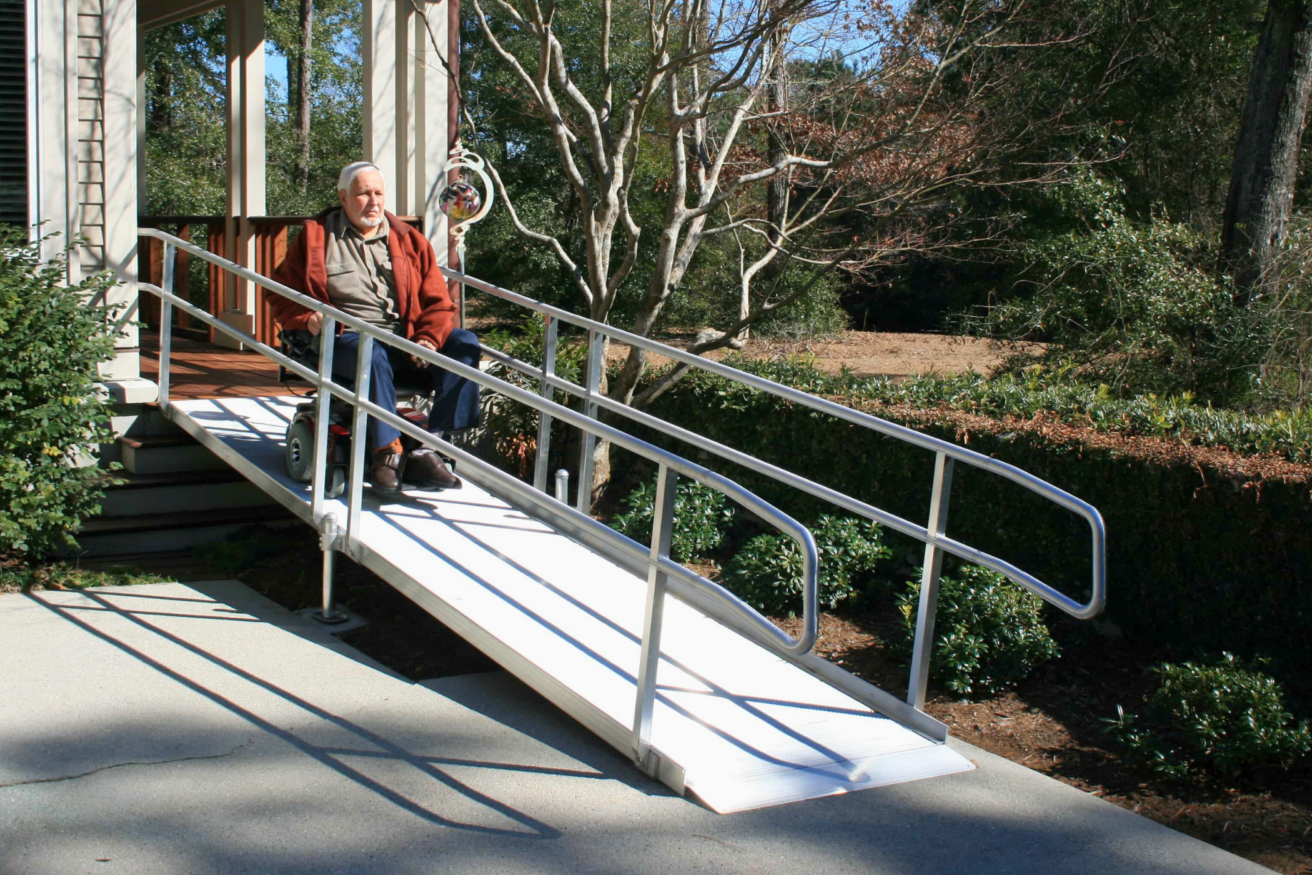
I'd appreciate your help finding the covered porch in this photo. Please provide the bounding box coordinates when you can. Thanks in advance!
[134,0,459,359]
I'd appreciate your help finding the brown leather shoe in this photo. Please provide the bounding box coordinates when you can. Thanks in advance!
[368,448,405,495]
[404,448,462,490]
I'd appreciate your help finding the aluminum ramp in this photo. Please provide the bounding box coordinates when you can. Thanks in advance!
[168,394,974,813]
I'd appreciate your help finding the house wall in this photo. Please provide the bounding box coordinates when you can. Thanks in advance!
[32,0,151,401]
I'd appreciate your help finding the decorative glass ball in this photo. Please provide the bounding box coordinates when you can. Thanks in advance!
[439,180,483,222]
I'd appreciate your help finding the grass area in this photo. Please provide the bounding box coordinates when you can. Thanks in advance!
[0,557,168,594]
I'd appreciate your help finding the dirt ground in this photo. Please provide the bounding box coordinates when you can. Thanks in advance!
[602,329,1040,379]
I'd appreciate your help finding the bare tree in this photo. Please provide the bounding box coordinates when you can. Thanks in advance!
[447,0,1049,501]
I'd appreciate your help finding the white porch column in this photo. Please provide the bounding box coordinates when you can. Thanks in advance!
[101,0,147,390]
[363,0,420,216]
[32,0,72,267]
[220,0,264,349]
[362,0,397,196]
[414,0,451,266]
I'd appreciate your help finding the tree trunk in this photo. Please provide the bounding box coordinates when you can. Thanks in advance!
[1221,0,1312,300]
[757,26,790,338]
[294,0,314,196]
[149,56,173,134]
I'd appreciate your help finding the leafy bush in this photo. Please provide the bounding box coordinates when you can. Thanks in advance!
[1255,218,1312,407]
[611,477,736,562]
[893,565,1060,697]
[0,229,121,556]
[971,172,1258,404]
[721,515,890,615]
[1105,653,1312,781]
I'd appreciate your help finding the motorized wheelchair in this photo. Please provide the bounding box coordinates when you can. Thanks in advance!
[278,329,442,497]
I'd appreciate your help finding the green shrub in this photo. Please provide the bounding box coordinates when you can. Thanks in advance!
[1105,653,1312,781]
[721,515,890,615]
[893,565,1060,697]
[0,229,121,556]
[971,171,1257,405]
[611,477,736,562]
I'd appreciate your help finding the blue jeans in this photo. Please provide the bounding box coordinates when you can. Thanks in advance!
[331,329,481,451]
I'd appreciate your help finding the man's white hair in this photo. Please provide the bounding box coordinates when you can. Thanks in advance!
[338,161,384,192]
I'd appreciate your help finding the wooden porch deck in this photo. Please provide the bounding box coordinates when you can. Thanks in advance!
[140,336,297,400]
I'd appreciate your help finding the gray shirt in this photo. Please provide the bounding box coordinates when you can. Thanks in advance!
[323,209,400,332]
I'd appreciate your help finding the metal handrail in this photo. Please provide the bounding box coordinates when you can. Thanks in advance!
[135,227,819,668]
[448,268,1106,613]
[440,266,1106,710]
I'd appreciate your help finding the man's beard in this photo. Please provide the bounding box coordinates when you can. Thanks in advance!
[360,213,383,228]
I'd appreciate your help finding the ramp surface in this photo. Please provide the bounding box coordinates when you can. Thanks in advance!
[166,395,971,812]
[0,581,1274,875]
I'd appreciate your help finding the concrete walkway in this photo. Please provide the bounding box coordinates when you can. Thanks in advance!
[0,581,1273,875]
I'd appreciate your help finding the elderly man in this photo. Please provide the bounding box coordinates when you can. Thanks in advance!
[268,161,479,494]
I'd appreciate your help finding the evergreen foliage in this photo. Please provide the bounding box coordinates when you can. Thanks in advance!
[611,477,736,563]
[892,565,1060,697]
[0,230,121,556]
[1106,653,1312,780]
[720,516,890,616]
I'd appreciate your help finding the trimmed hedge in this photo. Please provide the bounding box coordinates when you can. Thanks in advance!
[636,360,1312,693]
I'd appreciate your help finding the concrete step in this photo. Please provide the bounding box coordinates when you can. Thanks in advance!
[95,469,278,517]
[70,505,294,557]
[118,433,228,475]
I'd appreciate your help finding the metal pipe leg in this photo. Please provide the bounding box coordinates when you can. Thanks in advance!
[313,513,348,626]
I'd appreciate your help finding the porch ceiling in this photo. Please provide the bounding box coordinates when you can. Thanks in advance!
[139,0,225,31]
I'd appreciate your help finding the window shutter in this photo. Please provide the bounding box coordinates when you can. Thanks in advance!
[0,0,27,228]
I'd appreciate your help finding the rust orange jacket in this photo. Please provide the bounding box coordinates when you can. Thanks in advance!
[267,211,457,349]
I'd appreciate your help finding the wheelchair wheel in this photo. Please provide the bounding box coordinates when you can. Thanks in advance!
[285,419,315,483]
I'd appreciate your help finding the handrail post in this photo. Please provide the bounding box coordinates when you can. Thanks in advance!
[533,313,559,492]
[346,333,374,552]
[157,242,177,409]
[576,329,604,513]
[310,317,337,523]
[908,452,955,709]
[554,469,569,503]
[312,513,347,625]
[632,464,677,774]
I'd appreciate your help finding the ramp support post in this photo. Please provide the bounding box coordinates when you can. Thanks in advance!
[533,314,559,493]
[347,335,375,552]
[907,452,955,709]
[633,464,677,775]
[157,242,177,410]
[575,329,604,513]
[310,316,337,523]
[312,512,348,625]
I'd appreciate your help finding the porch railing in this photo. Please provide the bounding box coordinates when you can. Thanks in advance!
[139,214,424,349]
